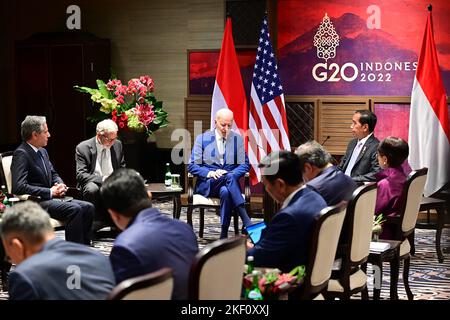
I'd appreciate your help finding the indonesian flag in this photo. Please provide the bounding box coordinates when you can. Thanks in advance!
[210,18,248,135]
[409,8,450,197]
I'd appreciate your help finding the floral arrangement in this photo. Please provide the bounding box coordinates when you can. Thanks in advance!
[74,75,168,137]
[372,213,386,240]
[243,265,305,300]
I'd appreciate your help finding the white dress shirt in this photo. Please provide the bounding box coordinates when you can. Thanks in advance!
[344,133,373,176]
[95,138,113,179]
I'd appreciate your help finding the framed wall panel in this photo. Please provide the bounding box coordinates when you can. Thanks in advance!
[187,49,256,96]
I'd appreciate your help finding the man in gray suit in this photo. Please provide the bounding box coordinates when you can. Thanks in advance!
[0,201,115,300]
[75,119,126,228]
[338,109,381,183]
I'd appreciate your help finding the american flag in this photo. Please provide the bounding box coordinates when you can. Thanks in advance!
[247,16,291,184]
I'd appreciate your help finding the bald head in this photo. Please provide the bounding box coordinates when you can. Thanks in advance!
[215,108,234,138]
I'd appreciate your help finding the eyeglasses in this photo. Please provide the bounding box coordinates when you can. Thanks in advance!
[102,135,117,143]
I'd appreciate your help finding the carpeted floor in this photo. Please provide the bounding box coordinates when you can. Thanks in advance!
[1,199,449,300]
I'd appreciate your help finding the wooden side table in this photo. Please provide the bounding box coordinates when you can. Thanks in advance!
[146,183,183,219]
[368,240,401,300]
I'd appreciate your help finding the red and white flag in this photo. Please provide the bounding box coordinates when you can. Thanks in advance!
[210,18,248,134]
[247,16,291,185]
[409,8,450,196]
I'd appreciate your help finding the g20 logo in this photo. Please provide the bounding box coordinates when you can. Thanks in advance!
[312,62,359,82]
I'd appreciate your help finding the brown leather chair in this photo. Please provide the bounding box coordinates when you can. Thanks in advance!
[326,183,378,300]
[188,236,246,300]
[184,172,256,238]
[292,202,347,300]
[383,168,428,300]
[107,268,173,300]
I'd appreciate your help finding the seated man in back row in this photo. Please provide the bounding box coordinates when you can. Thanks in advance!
[247,151,327,272]
[75,119,126,230]
[338,109,381,183]
[188,108,252,239]
[11,116,94,245]
[296,140,357,206]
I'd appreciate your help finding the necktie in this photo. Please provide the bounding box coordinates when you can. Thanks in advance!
[345,141,363,176]
[37,150,48,175]
[220,137,226,165]
[100,149,112,177]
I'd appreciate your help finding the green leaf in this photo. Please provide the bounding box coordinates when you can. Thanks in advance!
[96,79,110,98]
[74,85,98,95]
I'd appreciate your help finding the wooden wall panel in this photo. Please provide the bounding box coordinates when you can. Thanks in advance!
[185,96,212,144]
[317,98,370,155]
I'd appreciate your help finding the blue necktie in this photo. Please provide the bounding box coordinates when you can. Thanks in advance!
[37,149,48,176]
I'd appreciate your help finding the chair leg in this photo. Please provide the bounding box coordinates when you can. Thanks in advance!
[403,256,414,300]
[233,211,239,235]
[436,207,445,263]
[187,207,193,226]
[199,208,205,239]
[408,231,415,256]
[361,286,369,300]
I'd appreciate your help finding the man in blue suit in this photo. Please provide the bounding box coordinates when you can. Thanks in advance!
[0,201,115,300]
[100,168,199,300]
[247,151,327,273]
[11,116,94,245]
[188,108,251,239]
[296,140,357,206]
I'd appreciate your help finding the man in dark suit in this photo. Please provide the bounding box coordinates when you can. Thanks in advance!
[247,151,327,273]
[11,116,94,245]
[0,201,115,300]
[188,108,251,239]
[338,109,382,183]
[75,119,125,228]
[296,140,357,205]
[100,168,199,300]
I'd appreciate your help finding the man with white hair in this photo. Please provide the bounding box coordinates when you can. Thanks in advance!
[188,108,251,239]
[75,119,126,229]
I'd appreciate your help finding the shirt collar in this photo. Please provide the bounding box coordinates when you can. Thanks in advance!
[357,132,373,146]
[281,185,305,209]
[96,137,109,151]
[27,142,39,153]
[215,129,226,143]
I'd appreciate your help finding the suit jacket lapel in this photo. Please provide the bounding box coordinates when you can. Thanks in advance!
[111,144,119,169]
[88,138,97,174]
[27,145,51,185]
[354,135,374,166]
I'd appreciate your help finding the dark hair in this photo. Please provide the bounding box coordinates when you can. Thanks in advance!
[258,150,303,186]
[296,140,332,169]
[100,168,152,218]
[355,109,377,132]
[377,136,409,167]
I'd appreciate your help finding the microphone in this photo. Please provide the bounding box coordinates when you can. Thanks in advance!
[321,135,331,146]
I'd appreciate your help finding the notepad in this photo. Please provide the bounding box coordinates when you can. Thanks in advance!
[370,241,391,252]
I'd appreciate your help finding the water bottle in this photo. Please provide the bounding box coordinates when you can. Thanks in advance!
[246,256,254,275]
[247,270,263,300]
[164,163,172,187]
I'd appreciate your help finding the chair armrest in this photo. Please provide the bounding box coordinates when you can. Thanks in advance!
[244,172,250,204]
[187,173,194,204]
[16,194,41,202]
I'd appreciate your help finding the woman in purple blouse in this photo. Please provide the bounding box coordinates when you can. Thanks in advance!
[374,136,411,239]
